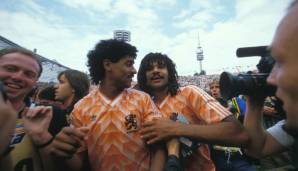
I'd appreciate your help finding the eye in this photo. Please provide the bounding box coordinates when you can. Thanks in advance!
[126,61,134,67]
[4,65,18,72]
[158,62,166,69]
[146,65,153,71]
[25,71,37,79]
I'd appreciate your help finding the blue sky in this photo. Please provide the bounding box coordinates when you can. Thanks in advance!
[0,0,291,76]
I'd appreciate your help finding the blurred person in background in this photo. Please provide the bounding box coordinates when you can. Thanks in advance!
[208,78,254,171]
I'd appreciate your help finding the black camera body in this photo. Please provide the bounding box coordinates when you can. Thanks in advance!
[220,46,276,99]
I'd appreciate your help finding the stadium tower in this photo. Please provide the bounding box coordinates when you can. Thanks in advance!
[196,32,204,74]
[113,30,131,42]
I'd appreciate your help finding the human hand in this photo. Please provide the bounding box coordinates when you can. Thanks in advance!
[140,118,180,144]
[23,106,53,145]
[263,106,277,116]
[0,92,17,154]
[50,126,88,159]
[245,96,266,113]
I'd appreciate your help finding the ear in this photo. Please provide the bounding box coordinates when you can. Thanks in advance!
[103,59,112,72]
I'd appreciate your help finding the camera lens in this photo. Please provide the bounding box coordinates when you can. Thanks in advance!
[219,72,276,99]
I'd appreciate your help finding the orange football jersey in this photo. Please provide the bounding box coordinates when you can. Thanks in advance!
[155,85,231,171]
[70,88,161,171]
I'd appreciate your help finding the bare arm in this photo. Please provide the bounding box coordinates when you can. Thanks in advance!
[177,116,249,147]
[140,116,249,147]
[51,127,89,171]
[149,143,166,171]
[243,96,287,158]
[23,107,88,171]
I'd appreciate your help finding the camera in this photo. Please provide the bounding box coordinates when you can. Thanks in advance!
[219,46,277,99]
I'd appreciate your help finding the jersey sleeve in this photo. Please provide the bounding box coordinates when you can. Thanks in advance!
[70,102,86,128]
[141,94,163,123]
[186,86,231,124]
[69,98,92,153]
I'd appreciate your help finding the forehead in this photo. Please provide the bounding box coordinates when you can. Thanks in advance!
[209,82,219,87]
[58,73,67,81]
[0,52,40,74]
[271,5,298,61]
[117,55,135,62]
[147,59,166,67]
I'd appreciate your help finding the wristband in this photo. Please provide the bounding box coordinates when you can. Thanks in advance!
[35,136,55,149]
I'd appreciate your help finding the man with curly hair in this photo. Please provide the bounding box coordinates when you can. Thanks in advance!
[138,53,249,171]
[50,39,165,171]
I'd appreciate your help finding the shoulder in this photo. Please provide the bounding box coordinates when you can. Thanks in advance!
[179,85,205,95]
[74,89,99,108]
[267,120,295,148]
[125,88,152,99]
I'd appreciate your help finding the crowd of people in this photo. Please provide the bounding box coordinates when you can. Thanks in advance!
[178,75,219,92]
[1,1,298,171]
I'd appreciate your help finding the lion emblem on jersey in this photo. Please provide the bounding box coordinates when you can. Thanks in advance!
[125,114,138,132]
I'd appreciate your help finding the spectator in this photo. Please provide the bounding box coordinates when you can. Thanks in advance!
[208,78,254,171]
[54,69,90,111]
[35,85,59,106]
[0,48,54,171]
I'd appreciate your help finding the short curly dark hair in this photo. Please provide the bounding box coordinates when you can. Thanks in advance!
[137,53,179,96]
[87,39,138,84]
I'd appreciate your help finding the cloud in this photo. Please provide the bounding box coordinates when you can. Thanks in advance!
[0,8,105,73]
[173,0,228,30]
[0,0,292,77]
[165,0,291,75]
[61,0,113,12]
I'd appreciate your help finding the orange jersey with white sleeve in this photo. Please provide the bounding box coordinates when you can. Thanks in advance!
[70,88,161,171]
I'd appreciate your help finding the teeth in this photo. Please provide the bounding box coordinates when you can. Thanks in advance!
[6,83,22,89]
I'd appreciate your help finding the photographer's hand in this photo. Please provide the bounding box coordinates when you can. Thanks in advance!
[243,95,284,158]
[263,106,277,116]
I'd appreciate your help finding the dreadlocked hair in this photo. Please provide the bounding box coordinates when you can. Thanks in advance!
[137,52,179,96]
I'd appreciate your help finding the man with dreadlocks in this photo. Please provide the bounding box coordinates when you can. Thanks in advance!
[138,53,249,171]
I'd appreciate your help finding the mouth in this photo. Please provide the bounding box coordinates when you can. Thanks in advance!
[212,93,218,96]
[54,90,59,97]
[125,75,134,83]
[4,82,23,90]
[150,75,164,81]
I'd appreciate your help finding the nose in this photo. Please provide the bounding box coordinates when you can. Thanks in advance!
[132,66,137,75]
[267,65,277,86]
[152,66,160,73]
[54,84,59,90]
[11,71,25,82]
